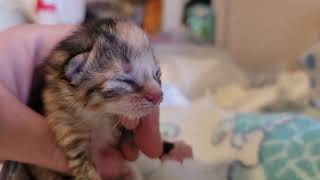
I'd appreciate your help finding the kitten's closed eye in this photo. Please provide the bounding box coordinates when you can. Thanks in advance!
[101,78,136,99]
[103,88,129,98]
[115,77,137,87]
[155,70,161,84]
[155,70,161,78]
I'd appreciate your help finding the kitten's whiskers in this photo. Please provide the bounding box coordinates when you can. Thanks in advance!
[113,120,120,129]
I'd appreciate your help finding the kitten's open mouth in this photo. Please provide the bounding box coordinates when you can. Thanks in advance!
[118,115,141,130]
[117,106,159,130]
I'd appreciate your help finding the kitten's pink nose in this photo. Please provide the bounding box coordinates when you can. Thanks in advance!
[143,80,162,105]
[145,91,162,105]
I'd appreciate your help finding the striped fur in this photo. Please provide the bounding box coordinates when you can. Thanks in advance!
[1,19,162,180]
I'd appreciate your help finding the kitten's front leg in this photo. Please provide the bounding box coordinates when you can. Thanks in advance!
[48,114,102,180]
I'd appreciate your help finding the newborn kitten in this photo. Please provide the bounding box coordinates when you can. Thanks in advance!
[1,18,163,180]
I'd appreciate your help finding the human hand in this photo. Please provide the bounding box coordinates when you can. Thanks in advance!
[0,24,162,178]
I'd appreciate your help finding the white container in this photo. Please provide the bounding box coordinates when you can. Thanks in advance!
[23,0,86,25]
[161,0,186,32]
[0,0,27,31]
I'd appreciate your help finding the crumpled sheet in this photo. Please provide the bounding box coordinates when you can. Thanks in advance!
[159,70,320,180]
[155,44,249,100]
[158,46,320,175]
[212,70,312,113]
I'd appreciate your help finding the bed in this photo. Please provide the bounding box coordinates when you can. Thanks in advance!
[156,42,320,180]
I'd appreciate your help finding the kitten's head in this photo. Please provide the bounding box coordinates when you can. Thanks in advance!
[47,19,162,119]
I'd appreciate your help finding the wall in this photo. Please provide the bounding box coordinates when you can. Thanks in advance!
[214,0,320,73]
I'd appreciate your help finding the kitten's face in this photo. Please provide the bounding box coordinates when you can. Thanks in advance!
[63,20,162,119]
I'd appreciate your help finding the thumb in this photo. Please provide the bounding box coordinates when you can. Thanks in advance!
[134,107,163,158]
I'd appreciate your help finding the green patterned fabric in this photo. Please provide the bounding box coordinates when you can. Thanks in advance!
[212,113,320,180]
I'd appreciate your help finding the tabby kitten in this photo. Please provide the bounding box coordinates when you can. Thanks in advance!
[1,18,163,180]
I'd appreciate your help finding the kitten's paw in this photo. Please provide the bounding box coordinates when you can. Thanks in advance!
[160,141,193,163]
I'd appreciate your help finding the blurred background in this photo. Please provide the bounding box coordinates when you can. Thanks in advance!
[2,0,320,176]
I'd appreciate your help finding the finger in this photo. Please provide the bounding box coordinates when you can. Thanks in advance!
[93,147,129,179]
[134,107,162,158]
[27,24,76,66]
[0,85,70,173]
[3,24,76,67]
[120,139,139,161]
[0,24,76,102]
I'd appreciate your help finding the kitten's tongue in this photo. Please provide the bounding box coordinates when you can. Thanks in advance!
[118,116,140,130]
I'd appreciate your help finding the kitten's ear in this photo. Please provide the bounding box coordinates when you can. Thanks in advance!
[65,53,89,85]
